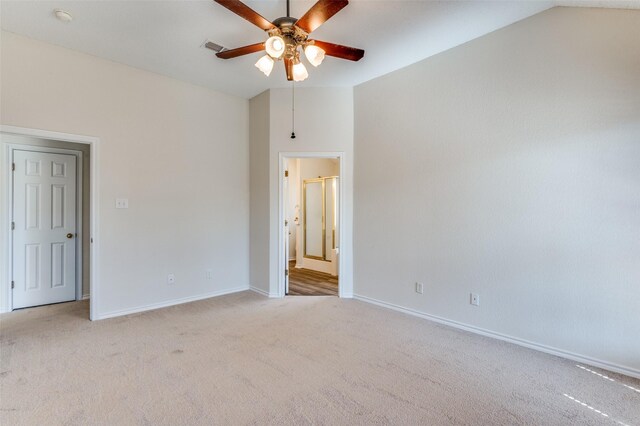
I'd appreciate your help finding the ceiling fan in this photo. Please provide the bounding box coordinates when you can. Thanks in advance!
[209,0,365,82]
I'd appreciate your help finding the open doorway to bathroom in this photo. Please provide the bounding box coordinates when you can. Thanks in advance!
[283,157,340,296]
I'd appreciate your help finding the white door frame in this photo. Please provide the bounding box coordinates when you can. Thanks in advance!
[278,152,347,298]
[8,145,84,302]
[283,171,290,295]
[1,125,100,320]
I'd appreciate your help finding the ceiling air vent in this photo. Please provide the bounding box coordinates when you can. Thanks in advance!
[203,40,226,53]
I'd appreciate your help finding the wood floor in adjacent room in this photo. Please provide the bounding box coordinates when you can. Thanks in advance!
[288,260,338,296]
[1,292,639,425]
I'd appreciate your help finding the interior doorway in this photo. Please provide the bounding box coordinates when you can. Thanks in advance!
[283,156,340,296]
[1,126,99,320]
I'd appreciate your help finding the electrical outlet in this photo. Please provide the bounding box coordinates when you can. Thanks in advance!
[206,269,213,279]
[167,274,176,285]
[415,282,424,294]
[470,293,480,306]
[115,198,129,209]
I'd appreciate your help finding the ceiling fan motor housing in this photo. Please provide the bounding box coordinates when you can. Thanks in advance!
[269,17,310,61]
[272,16,297,29]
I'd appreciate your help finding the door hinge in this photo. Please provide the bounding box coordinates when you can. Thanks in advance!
[11,222,15,230]
[12,162,15,172]
[11,281,15,289]
[285,270,289,277]
[285,220,288,226]
[284,170,289,177]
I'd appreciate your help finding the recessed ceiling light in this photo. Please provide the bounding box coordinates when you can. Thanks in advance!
[54,9,73,23]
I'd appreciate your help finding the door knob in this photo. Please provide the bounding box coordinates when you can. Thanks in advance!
[66,233,73,239]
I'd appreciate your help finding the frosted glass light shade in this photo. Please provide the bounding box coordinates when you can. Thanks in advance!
[255,55,274,76]
[265,36,285,58]
[304,45,325,67]
[292,62,309,82]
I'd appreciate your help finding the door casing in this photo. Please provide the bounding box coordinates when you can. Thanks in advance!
[278,152,347,298]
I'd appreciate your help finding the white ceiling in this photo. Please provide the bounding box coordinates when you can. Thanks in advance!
[1,0,639,99]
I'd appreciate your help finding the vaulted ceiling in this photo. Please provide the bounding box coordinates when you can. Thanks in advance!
[2,0,638,98]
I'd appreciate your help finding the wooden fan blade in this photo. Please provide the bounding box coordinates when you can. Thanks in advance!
[295,0,348,34]
[214,0,274,31]
[311,40,364,61]
[216,42,265,59]
[285,58,294,81]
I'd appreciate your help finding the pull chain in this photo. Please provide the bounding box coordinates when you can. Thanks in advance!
[291,81,296,139]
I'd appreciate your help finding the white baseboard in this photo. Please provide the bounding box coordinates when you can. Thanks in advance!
[250,286,280,298]
[354,293,640,380]
[250,286,269,297]
[81,293,90,300]
[95,286,249,320]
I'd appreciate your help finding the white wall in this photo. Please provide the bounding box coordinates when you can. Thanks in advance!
[269,88,353,296]
[249,91,270,295]
[1,32,250,318]
[354,7,640,375]
[298,158,339,181]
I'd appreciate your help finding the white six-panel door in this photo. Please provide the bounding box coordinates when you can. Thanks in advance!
[12,150,77,309]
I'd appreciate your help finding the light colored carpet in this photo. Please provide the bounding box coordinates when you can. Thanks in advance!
[1,292,638,425]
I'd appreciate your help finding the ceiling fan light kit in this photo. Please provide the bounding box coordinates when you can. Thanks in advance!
[265,35,286,59]
[255,55,275,76]
[212,0,364,81]
[292,61,309,82]
[304,44,325,67]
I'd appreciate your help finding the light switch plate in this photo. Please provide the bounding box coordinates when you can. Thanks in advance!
[115,198,129,209]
